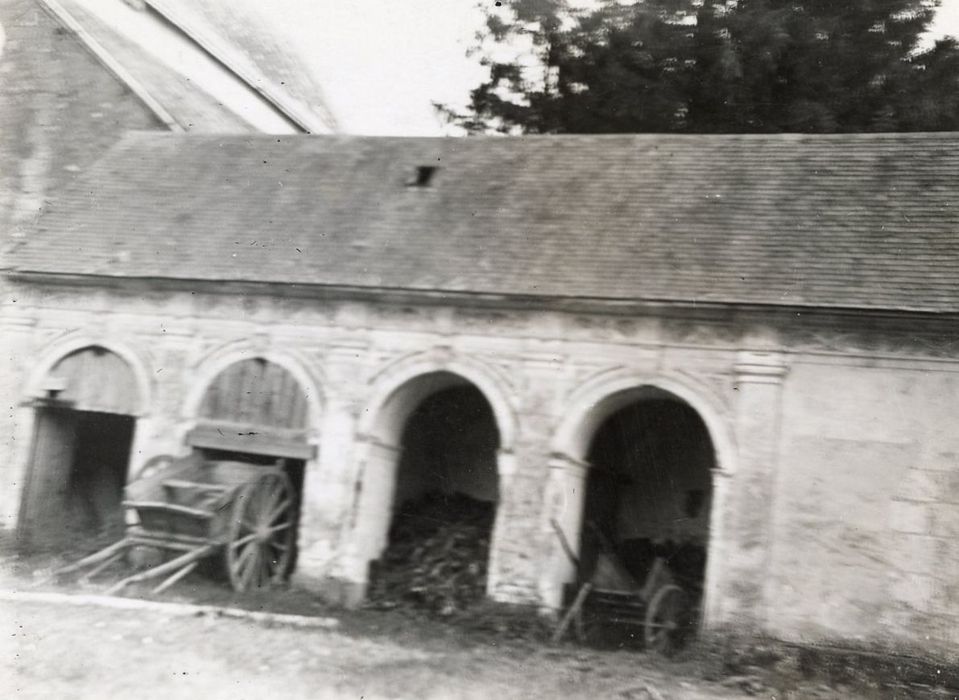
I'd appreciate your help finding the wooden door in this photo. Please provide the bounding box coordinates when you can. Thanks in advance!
[190,358,314,458]
[18,407,79,549]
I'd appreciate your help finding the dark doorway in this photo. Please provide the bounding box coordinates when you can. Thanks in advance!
[19,407,135,551]
[579,398,714,602]
[370,384,500,612]
[393,385,500,507]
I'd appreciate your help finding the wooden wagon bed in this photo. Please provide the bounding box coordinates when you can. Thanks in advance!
[55,454,296,594]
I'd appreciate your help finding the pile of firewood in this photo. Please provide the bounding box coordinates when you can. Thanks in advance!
[368,491,494,615]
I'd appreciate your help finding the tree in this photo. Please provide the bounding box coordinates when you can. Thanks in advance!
[446,0,959,133]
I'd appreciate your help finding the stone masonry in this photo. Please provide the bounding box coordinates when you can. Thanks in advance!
[2,280,958,658]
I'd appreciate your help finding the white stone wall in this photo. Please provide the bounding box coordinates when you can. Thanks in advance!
[3,282,958,653]
[768,355,959,657]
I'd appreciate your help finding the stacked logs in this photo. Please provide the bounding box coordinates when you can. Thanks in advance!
[368,491,494,615]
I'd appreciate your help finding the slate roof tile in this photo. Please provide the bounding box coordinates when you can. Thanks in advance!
[6,131,959,314]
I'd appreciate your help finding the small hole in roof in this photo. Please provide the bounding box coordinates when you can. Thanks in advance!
[409,165,438,187]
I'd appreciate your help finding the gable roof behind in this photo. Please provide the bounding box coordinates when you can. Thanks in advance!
[6,132,959,314]
[42,0,338,134]
[143,0,338,134]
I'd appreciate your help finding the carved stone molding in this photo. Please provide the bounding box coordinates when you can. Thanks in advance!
[784,325,959,360]
[735,351,790,385]
[661,317,745,346]
[0,315,37,331]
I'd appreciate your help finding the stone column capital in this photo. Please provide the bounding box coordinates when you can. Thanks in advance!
[734,351,790,385]
[548,453,590,479]
[355,434,402,456]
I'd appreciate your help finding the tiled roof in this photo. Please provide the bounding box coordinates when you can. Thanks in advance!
[7,132,959,314]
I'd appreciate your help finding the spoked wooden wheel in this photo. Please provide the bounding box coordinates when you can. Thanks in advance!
[226,471,296,592]
[643,584,689,656]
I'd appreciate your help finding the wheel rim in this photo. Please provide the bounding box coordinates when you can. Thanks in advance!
[644,585,687,655]
[226,472,295,592]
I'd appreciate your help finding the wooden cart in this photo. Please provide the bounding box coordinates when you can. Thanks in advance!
[551,521,692,655]
[54,453,296,595]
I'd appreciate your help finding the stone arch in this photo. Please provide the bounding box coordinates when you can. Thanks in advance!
[542,368,736,628]
[17,335,152,548]
[25,333,153,416]
[343,350,519,603]
[176,341,326,580]
[553,369,735,472]
[360,351,518,452]
[183,340,324,432]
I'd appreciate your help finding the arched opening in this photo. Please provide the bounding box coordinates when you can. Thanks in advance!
[581,391,714,589]
[186,357,316,578]
[559,386,716,643]
[364,371,501,613]
[18,346,141,550]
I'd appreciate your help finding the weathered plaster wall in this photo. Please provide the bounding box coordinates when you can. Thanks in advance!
[768,357,959,656]
[2,281,957,653]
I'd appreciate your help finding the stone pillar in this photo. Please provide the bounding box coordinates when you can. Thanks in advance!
[723,350,789,629]
[486,352,562,605]
[294,341,366,596]
[128,331,193,476]
[701,466,733,630]
[538,454,590,609]
[294,395,356,593]
[326,437,401,606]
[0,315,38,532]
[485,448,517,597]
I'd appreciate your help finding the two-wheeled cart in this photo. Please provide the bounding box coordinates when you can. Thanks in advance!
[54,453,296,594]
[551,520,691,655]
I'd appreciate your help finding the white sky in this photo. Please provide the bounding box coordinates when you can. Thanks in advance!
[280,1,490,136]
[277,0,959,136]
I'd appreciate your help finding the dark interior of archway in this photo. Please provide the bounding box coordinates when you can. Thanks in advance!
[20,409,134,551]
[580,398,714,600]
[370,384,500,613]
[198,447,305,579]
[68,412,135,541]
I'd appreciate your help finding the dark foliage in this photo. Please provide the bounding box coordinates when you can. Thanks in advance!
[447,0,959,133]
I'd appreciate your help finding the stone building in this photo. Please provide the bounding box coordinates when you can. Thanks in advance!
[1,131,958,657]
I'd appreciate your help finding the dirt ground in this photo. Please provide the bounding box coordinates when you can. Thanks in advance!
[3,596,760,700]
[0,548,955,700]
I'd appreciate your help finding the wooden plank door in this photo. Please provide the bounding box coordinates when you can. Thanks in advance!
[18,407,79,549]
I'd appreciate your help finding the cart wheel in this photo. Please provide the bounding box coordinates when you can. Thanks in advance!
[226,471,296,592]
[644,584,688,656]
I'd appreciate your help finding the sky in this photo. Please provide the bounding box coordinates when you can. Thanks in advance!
[277,0,959,136]
[279,1,491,136]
